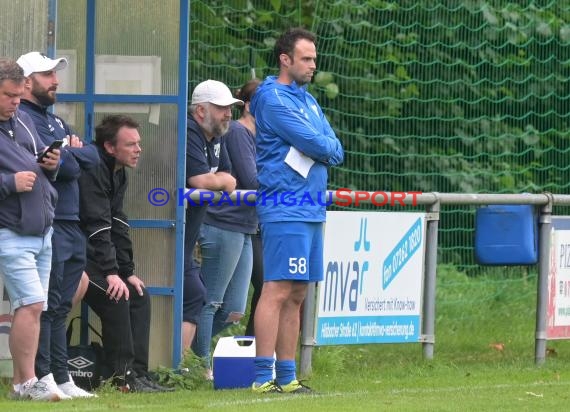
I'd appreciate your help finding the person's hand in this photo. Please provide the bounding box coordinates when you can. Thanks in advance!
[219,172,236,192]
[106,274,129,301]
[38,148,61,171]
[14,171,36,192]
[126,274,145,297]
[67,134,83,148]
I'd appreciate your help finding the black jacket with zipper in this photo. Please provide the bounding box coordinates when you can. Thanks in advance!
[79,144,134,279]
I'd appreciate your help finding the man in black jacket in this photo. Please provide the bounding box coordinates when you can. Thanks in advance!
[78,115,171,393]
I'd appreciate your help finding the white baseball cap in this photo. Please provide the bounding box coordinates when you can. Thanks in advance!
[16,52,68,77]
[191,79,244,106]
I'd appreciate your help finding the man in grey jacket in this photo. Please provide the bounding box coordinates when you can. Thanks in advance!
[0,57,61,401]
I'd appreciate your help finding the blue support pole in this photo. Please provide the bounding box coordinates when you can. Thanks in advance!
[171,0,190,367]
[84,0,96,141]
[47,0,57,55]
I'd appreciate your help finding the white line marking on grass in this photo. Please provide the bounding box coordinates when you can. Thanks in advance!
[207,390,369,408]
[208,381,570,407]
[389,380,570,395]
[40,405,150,412]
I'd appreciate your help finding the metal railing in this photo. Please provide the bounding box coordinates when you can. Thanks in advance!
[184,190,570,375]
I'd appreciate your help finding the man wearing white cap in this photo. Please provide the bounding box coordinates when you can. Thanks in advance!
[182,80,240,364]
[16,52,67,77]
[17,51,99,398]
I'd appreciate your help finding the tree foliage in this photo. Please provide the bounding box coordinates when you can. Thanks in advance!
[189,0,570,265]
[190,0,570,194]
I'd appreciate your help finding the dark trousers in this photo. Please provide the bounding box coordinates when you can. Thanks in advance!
[245,232,263,337]
[83,273,151,378]
[36,221,86,384]
[183,258,206,325]
[182,206,207,325]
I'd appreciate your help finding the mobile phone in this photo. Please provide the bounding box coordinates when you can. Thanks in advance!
[37,140,64,163]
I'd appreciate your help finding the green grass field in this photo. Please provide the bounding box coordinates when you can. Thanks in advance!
[2,264,570,411]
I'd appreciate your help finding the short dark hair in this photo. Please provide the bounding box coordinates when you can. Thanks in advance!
[95,115,139,148]
[274,27,316,66]
[235,78,261,115]
[0,58,25,85]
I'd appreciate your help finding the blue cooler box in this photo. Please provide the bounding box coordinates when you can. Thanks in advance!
[474,204,538,265]
[212,336,257,390]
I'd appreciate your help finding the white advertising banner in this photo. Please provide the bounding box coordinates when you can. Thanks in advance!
[315,211,426,345]
[547,217,570,339]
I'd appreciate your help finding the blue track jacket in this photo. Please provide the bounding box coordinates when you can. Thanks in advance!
[19,100,99,221]
[250,76,343,223]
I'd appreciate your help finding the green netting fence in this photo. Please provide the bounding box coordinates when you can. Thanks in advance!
[189,0,570,273]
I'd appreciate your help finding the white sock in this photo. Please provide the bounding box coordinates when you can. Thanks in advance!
[12,383,20,393]
[19,377,38,394]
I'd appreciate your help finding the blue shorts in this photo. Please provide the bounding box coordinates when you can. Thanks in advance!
[0,227,53,311]
[260,221,324,282]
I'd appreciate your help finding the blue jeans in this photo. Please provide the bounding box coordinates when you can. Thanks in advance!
[35,221,86,383]
[194,224,253,366]
[0,227,52,311]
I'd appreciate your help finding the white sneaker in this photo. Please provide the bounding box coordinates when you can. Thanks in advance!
[39,373,72,400]
[58,375,97,398]
[20,377,61,402]
[204,369,213,381]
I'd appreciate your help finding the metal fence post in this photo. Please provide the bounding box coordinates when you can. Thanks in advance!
[300,282,316,377]
[535,193,553,365]
[422,197,440,359]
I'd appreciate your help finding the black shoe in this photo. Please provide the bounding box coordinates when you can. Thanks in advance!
[139,375,175,392]
[114,370,160,393]
[129,376,161,393]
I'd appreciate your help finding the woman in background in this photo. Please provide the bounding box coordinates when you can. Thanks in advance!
[235,80,263,338]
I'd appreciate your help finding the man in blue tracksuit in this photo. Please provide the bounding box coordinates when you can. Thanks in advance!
[17,52,99,398]
[250,27,344,394]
